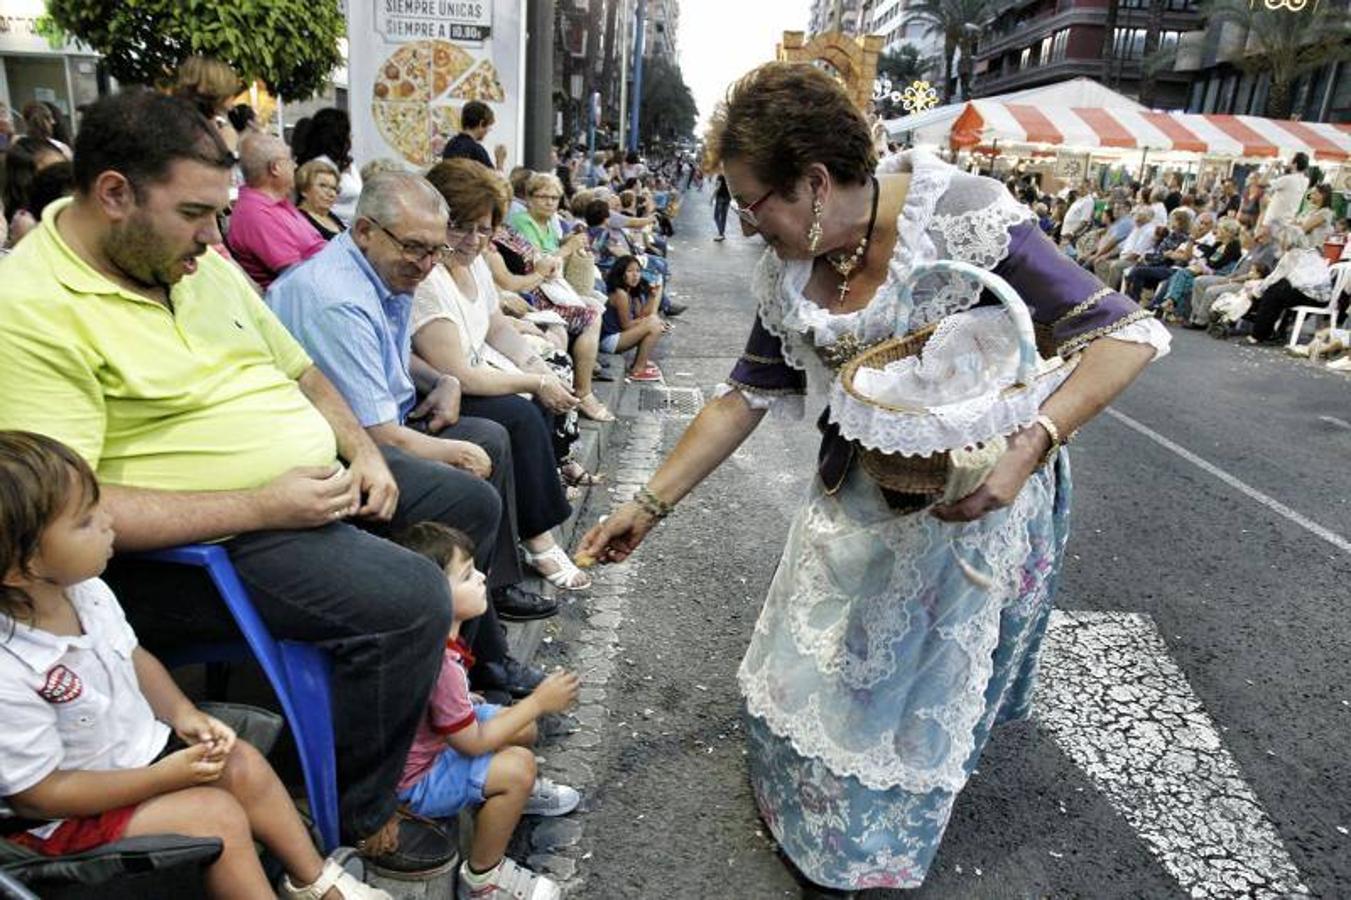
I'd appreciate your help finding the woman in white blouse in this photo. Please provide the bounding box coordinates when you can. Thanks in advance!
[410,158,592,591]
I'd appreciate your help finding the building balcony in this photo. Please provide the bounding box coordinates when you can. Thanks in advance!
[976,6,1201,61]
[976,7,1103,59]
[970,54,1193,97]
[971,58,1106,95]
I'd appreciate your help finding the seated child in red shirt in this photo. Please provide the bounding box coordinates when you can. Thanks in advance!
[394,522,580,900]
[0,430,386,899]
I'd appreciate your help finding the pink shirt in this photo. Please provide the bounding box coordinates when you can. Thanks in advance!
[399,642,476,791]
[226,185,326,290]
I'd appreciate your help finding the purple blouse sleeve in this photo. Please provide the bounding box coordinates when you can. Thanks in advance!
[994,221,1151,357]
[726,313,808,397]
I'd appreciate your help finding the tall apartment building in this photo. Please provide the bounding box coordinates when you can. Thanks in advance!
[864,0,945,75]
[554,0,684,144]
[643,0,680,62]
[808,0,869,36]
[1171,0,1349,122]
[970,0,1203,109]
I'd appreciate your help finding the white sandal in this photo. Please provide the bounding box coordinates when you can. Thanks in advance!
[521,543,592,591]
[281,856,392,900]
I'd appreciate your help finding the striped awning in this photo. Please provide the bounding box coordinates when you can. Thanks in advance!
[949,101,1351,162]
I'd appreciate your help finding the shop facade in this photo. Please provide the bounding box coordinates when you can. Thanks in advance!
[0,0,99,134]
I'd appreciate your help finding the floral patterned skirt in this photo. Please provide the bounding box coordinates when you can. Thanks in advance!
[742,457,1072,891]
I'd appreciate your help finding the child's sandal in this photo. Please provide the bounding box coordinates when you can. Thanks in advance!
[281,856,392,899]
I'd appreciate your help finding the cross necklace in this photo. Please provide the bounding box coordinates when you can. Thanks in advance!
[824,175,880,308]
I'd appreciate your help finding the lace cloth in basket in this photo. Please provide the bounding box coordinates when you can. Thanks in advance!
[829,307,1076,457]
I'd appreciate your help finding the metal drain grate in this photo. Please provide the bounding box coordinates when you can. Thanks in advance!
[637,386,705,417]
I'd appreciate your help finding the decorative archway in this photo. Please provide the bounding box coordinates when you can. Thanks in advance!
[778,30,884,113]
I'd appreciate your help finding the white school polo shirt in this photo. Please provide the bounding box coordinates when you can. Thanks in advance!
[0,578,169,813]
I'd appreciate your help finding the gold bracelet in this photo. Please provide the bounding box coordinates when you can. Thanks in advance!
[1034,413,1074,467]
[634,486,675,520]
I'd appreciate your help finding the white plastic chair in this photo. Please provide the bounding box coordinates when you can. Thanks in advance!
[1287,261,1351,350]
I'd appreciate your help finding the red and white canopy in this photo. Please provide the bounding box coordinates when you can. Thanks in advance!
[950,100,1351,162]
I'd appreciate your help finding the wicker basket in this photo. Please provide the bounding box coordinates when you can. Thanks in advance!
[564,249,599,297]
[837,259,1048,501]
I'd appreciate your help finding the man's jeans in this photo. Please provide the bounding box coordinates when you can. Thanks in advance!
[109,444,502,842]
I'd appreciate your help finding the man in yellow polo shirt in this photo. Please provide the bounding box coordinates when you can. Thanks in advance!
[0,88,490,874]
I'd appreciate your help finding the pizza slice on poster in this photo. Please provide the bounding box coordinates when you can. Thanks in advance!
[431,105,462,158]
[449,61,507,103]
[431,41,475,100]
[373,41,433,103]
[373,100,433,167]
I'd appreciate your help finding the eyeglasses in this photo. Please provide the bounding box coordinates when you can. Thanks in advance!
[447,222,496,247]
[367,218,452,263]
[730,187,774,227]
[531,193,563,202]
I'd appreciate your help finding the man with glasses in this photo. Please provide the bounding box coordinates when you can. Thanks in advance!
[0,90,462,874]
[226,131,326,289]
[266,170,556,691]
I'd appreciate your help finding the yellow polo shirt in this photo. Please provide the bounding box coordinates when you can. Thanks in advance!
[0,198,337,491]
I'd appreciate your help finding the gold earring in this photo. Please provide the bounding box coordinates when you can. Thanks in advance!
[807,197,823,253]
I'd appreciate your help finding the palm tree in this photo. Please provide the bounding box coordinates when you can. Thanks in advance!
[1185,0,1351,118]
[910,0,994,102]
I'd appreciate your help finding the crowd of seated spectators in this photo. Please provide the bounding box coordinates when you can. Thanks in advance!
[0,55,695,898]
[1001,152,1350,371]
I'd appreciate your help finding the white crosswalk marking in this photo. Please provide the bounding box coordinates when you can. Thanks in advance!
[1037,610,1309,898]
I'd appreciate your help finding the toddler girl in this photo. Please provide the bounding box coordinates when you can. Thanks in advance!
[0,430,385,899]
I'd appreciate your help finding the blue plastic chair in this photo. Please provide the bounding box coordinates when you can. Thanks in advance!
[128,544,341,853]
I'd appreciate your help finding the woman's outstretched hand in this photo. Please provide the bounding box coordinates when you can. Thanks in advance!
[576,501,658,565]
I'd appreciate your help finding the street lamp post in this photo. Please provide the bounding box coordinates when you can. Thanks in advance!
[524,0,556,169]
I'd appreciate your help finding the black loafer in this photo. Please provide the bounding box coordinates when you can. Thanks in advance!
[664,301,688,317]
[359,810,457,877]
[492,584,559,621]
[474,657,546,699]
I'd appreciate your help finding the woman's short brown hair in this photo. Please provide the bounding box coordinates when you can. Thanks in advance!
[704,62,875,199]
[508,166,532,199]
[0,431,100,627]
[173,56,243,117]
[569,188,596,218]
[295,158,340,196]
[425,158,511,228]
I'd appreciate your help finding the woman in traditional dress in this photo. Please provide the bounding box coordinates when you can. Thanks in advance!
[580,63,1172,895]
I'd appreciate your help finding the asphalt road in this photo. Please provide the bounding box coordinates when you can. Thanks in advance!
[533,185,1351,899]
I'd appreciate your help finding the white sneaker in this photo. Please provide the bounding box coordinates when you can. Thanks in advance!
[523,776,580,817]
[1327,356,1351,372]
[281,856,392,899]
[456,858,560,900]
